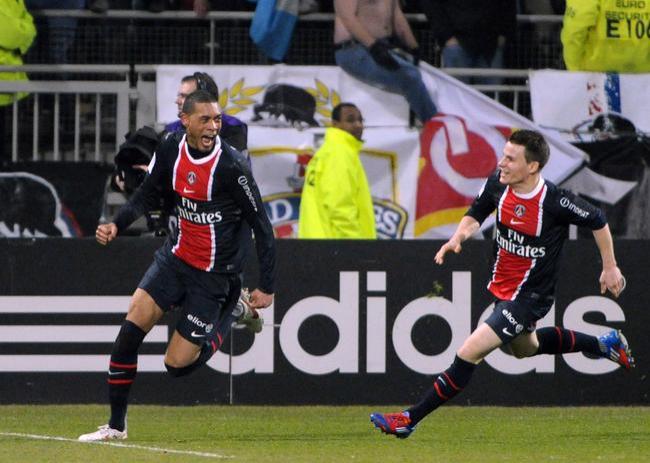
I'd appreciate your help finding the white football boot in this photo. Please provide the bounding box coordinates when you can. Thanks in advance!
[78,424,127,442]
[235,288,263,334]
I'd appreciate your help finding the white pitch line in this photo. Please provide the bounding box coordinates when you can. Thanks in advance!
[0,432,233,459]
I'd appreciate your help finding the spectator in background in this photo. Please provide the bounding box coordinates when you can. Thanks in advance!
[0,0,36,165]
[519,0,566,69]
[418,0,517,85]
[25,0,85,65]
[130,0,213,16]
[333,0,437,124]
[87,0,109,13]
[561,0,650,72]
[298,103,376,239]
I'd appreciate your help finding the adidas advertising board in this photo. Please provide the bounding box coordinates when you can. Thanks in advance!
[0,239,647,405]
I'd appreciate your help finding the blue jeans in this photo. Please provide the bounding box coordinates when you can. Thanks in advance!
[25,0,86,64]
[442,44,505,85]
[335,43,437,123]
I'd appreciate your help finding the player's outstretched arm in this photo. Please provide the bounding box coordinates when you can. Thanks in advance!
[593,224,625,298]
[96,223,118,246]
[249,289,273,309]
[434,216,480,265]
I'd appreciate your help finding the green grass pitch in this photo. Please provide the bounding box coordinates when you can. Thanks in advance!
[1,405,648,462]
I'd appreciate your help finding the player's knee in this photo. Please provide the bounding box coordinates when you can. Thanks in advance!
[126,289,162,332]
[456,346,483,364]
[512,349,529,359]
[164,362,190,378]
[510,345,536,358]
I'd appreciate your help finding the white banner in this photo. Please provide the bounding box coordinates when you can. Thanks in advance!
[529,70,650,141]
[155,65,587,238]
[155,64,409,130]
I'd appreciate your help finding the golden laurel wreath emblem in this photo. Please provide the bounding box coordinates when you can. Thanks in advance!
[218,78,264,116]
[218,78,340,126]
[305,79,341,126]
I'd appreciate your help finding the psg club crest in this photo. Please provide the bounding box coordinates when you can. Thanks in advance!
[514,204,526,218]
[187,171,197,185]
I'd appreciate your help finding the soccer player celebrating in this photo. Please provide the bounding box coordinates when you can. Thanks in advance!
[79,90,275,441]
[370,130,634,438]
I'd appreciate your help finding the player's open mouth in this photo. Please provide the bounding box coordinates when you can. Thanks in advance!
[201,135,216,146]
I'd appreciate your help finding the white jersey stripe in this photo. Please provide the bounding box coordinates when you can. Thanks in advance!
[488,249,503,293]
[536,184,548,237]
[497,185,509,224]
[171,136,186,256]
[171,135,185,194]
[207,148,222,202]
[206,149,221,271]
[511,258,537,300]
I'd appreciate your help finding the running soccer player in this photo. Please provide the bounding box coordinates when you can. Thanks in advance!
[79,90,275,441]
[370,129,634,438]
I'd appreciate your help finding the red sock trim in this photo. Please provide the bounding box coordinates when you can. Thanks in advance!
[434,382,449,401]
[443,372,460,391]
[554,327,563,353]
[109,361,137,369]
[568,330,576,352]
[107,379,134,385]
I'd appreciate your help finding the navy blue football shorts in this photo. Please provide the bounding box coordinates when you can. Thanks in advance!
[485,293,553,344]
[138,247,241,347]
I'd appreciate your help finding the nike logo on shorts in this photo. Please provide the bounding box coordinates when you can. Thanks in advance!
[191,331,205,338]
[502,327,514,337]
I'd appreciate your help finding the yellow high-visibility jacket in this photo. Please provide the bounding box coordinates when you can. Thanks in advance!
[0,0,36,106]
[561,0,650,73]
[298,127,376,239]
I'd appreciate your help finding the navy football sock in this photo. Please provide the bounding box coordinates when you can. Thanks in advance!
[407,355,476,425]
[535,327,600,355]
[108,320,146,432]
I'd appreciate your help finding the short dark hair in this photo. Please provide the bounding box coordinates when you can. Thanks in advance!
[181,73,220,99]
[332,102,358,122]
[182,89,219,114]
[508,129,550,170]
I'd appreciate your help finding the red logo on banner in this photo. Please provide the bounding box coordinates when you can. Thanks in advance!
[415,115,512,236]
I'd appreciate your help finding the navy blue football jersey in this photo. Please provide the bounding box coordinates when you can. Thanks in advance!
[466,171,606,300]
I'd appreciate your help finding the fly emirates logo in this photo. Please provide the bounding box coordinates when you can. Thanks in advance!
[177,197,223,224]
[496,228,546,258]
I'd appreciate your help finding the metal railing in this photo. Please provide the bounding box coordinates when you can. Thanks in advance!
[0,65,150,163]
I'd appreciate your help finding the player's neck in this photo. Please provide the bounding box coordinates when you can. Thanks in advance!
[510,173,541,195]
[187,141,215,158]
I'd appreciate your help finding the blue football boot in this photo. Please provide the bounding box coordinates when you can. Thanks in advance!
[598,329,635,370]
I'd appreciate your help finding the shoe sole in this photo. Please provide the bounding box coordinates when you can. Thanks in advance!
[616,330,635,370]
